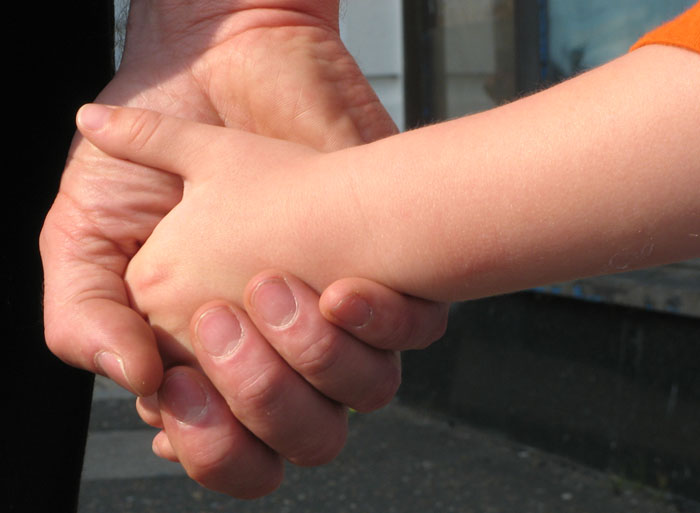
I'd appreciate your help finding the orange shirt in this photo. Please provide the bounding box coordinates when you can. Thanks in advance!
[630,2,700,53]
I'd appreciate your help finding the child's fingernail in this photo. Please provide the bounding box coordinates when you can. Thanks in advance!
[330,293,373,328]
[94,351,135,393]
[78,103,113,131]
[151,436,164,459]
[160,372,209,424]
[195,306,243,358]
[251,278,298,328]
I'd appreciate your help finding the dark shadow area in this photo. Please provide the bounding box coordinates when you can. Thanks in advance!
[6,2,113,511]
[400,292,700,500]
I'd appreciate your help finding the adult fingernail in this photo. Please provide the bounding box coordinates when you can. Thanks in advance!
[252,278,298,328]
[195,306,242,358]
[389,350,402,372]
[152,431,176,461]
[138,393,160,418]
[152,431,166,458]
[330,293,373,328]
[94,351,135,393]
[78,103,113,131]
[160,372,208,424]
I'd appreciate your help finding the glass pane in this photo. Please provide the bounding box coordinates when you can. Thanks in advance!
[442,0,517,117]
[548,0,696,78]
[411,0,696,122]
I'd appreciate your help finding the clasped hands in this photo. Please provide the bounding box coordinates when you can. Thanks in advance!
[40,0,446,498]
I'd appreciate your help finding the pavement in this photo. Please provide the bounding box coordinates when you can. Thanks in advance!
[79,376,700,513]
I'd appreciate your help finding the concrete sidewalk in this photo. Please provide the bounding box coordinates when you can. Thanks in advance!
[80,376,699,513]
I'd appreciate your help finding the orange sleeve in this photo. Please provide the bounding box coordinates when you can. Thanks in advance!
[630,2,700,53]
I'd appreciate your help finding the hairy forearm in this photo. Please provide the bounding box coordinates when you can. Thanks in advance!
[310,45,700,301]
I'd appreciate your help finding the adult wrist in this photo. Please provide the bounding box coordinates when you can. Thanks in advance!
[122,0,341,54]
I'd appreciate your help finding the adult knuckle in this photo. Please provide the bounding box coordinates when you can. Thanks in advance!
[234,468,284,500]
[294,330,342,380]
[428,304,450,343]
[288,414,347,467]
[380,363,403,404]
[187,439,283,499]
[383,310,417,350]
[234,363,287,416]
[354,359,402,413]
[43,317,69,358]
[185,436,237,483]
[391,302,449,351]
[42,305,83,364]
[412,302,450,350]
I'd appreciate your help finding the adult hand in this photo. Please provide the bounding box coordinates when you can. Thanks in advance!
[136,271,446,497]
[40,0,397,395]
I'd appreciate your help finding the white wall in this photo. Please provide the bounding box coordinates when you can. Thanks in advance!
[340,0,405,130]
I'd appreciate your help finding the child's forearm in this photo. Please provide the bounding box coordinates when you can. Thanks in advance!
[311,45,700,301]
[77,45,699,342]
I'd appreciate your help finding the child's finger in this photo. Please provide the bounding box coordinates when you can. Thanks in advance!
[76,104,241,182]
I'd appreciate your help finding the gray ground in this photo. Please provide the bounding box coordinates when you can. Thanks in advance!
[79,376,699,513]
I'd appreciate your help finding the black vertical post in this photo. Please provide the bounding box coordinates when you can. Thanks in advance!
[403,0,447,129]
[515,0,548,95]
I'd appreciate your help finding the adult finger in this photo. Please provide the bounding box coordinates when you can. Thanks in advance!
[319,278,449,351]
[189,302,348,466]
[243,271,402,413]
[158,366,284,498]
[136,394,163,429]
[40,204,163,396]
[152,430,178,462]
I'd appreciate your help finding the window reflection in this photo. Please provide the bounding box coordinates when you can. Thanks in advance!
[548,0,695,78]
[406,0,696,124]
